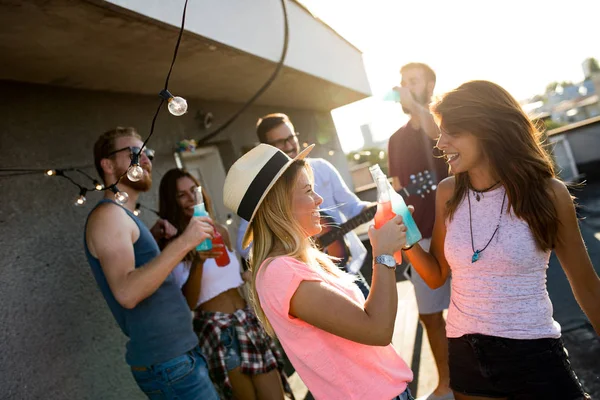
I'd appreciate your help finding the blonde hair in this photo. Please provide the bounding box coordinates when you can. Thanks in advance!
[248,160,349,336]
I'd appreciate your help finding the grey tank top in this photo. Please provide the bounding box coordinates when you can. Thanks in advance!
[83,199,198,366]
[444,186,561,339]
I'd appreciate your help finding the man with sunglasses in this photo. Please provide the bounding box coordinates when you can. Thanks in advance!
[235,113,372,297]
[84,127,219,399]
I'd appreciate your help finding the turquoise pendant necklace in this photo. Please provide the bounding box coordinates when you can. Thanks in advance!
[468,188,506,263]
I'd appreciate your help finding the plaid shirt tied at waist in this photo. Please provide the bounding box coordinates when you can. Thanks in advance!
[194,305,294,399]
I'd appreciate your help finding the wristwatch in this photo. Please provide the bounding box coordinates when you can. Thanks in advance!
[374,254,396,269]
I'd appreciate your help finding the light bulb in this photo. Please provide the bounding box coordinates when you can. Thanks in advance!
[379,151,385,160]
[75,188,87,206]
[133,209,140,216]
[328,150,335,156]
[226,214,233,225]
[302,142,309,148]
[127,164,144,182]
[94,181,104,191]
[168,96,188,116]
[353,154,360,160]
[46,169,56,176]
[115,191,129,205]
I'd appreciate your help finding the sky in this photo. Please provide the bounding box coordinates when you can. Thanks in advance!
[299,0,600,153]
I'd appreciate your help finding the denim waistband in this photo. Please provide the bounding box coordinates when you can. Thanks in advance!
[392,387,413,400]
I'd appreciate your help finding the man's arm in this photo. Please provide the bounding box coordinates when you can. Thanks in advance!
[397,86,440,140]
[318,159,369,219]
[414,102,440,140]
[86,204,213,309]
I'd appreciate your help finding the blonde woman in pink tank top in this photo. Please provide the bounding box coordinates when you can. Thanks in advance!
[223,144,415,400]
[404,80,599,400]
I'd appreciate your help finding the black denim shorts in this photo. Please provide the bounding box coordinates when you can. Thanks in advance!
[448,334,590,400]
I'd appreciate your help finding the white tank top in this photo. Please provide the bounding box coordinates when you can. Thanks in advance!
[444,186,561,339]
[172,249,244,308]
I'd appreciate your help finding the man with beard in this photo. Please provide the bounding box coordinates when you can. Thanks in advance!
[84,127,219,399]
[388,64,453,400]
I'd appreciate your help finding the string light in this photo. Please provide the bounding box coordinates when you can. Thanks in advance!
[133,203,141,216]
[379,151,385,160]
[354,153,361,160]
[226,213,233,225]
[75,188,87,206]
[328,150,335,156]
[2,0,290,210]
[302,142,309,148]
[127,164,144,182]
[110,186,129,205]
[159,89,188,116]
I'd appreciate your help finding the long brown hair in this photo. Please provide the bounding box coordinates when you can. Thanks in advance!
[158,168,214,258]
[431,80,558,251]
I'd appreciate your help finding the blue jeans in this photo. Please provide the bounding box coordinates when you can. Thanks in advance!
[130,346,219,400]
[392,387,414,400]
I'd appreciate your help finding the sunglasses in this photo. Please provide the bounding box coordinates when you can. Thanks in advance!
[107,146,155,161]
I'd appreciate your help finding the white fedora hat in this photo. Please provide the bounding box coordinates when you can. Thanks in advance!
[223,143,314,249]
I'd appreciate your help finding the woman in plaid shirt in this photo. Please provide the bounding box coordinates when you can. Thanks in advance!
[157,168,293,400]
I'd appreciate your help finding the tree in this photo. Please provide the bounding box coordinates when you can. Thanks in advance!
[545,81,574,94]
[584,57,600,78]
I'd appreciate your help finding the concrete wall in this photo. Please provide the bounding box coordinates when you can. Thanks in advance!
[0,80,349,399]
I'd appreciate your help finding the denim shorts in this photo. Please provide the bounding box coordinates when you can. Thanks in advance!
[220,326,242,371]
[448,334,590,399]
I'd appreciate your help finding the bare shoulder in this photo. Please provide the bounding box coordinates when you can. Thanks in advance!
[86,203,135,254]
[87,202,128,232]
[547,178,574,207]
[436,176,456,199]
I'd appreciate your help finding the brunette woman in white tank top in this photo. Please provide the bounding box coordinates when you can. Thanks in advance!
[404,80,599,400]
[157,169,291,400]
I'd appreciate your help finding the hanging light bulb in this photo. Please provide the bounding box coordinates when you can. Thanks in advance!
[127,164,144,182]
[379,151,385,160]
[353,153,361,161]
[75,188,87,206]
[110,186,129,205]
[115,191,129,205]
[126,151,144,182]
[159,89,188,116]
[226,213,233,226]
[134,203,141,216]
[45,169,56,176]
[93,180,104,191]
[328,150,335,156]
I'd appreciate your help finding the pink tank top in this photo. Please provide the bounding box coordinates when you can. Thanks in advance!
[444,186,561,339]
